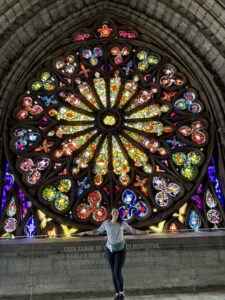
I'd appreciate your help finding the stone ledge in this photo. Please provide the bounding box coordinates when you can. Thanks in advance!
[1,231,225,254]
[0,232,225,297]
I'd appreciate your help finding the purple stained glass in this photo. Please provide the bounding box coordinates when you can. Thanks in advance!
[17,187,32,219]
[3,218,17,233]
[1,162,14,215]
[207,158,225,208]
[191,183,203,211]
[166,136,186,150]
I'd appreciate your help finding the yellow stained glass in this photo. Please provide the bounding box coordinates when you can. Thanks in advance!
[93,73,107,107]
[118,76,139,108]
[48,107,94,122]
[76,79,100,109]
[54,130,97,158]
[125,104,170,119]
[120,136,153,173]
[49,125,94,138]
[93,138,109,185]
[72,136,101,174]
[110,75,121,107]
[112,136,130,185]
[125,121,173,136]
[103,115,116,125]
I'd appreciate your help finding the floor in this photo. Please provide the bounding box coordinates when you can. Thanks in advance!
[1,292,225,300]
[78,293,225,300]
[91,295,224,300]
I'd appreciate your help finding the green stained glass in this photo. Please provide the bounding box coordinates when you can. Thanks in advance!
[43,186,58,201]
[76,79,100,109]
[125,121,173,136]
[48,107,94,122]
[60,91,92,112]
[110,75,121,107]
[31,72,55,91]
[124,130,168,155]
[93,73,107,107]
[72,136,101,174]
[120,136,152,173]
[93,138,109,185]
[57,180,71,193]
[112,136,130,185]
[118,76,139,108]
[172,151,202,180]
[126,89,156,111]
[125,104,170,119]
[50,125,94,138]
[55,194,69,211]
[54,130,97,158]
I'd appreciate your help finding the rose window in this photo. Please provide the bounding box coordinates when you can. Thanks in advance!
[1,19,224,237]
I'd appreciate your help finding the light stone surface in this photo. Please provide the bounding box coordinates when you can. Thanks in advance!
[1,292,225,299]
[0,232,225,298]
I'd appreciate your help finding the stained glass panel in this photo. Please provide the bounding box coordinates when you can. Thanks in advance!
[0,18,224,237]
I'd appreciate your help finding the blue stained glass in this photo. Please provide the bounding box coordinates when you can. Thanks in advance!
[76,177,91,197]
[1,161,14,215]
[18,187,32,220]
[122,60,133,75]
[119,189,148,220]
[208,158,225,208]
[39,95,58,106]
[188,210,201,231]
[24,215,37,237]
[166,136,186,150]
[191,183,203,211]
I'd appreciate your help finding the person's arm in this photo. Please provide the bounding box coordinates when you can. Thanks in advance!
[123,221,151,235]
[133,229,151,235]
[76,221,106,236]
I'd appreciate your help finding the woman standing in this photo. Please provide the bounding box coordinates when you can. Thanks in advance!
[76,208,151,299]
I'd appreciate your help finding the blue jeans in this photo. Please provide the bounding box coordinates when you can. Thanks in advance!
[105,246,126,293]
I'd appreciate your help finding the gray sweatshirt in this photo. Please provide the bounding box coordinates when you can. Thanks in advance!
[93,219,136,249]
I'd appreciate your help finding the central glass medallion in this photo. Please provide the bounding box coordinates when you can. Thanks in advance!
[103,115,116,126]
[97,109,122,132]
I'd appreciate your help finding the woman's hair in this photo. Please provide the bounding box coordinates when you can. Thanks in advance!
[109,208,123,224]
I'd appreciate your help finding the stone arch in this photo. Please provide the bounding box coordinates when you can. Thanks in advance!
[0,0,225,235]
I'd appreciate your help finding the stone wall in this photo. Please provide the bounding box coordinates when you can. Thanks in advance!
[1,232,225,297]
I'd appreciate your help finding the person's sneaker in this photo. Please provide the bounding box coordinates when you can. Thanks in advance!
[114,293,120,300]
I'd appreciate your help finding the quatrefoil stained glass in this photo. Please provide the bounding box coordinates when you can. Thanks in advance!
[1,18,225,237]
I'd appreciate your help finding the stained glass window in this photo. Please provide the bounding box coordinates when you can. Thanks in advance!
[0,18,225,238]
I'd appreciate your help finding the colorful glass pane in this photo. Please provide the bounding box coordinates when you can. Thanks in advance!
[59,91,92,112]
[93,73,107,107]
[110,74,121,107]
[125,121,172,136]
[1,18,223,236]
[93,138,109,185]
[24,216,37,237]
[112,136,130,185]
[118,76,139,108]
[75,79,100,108]
[125,104,170,119]
[48,107,94,122]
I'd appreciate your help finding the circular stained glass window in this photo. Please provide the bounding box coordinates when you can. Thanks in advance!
[5,19,213,231]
